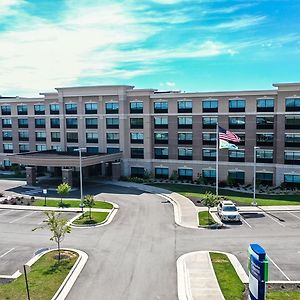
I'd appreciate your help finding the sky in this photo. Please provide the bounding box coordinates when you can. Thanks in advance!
[0,0,300,97]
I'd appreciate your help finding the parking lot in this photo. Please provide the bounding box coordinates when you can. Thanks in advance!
[0,208,77,276]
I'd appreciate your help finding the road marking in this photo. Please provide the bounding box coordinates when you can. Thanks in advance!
[267,255,291,281]
[241,217,252,228]
[9,211,36,224]
[265,213,285,227]
[0,247,15,258]
[0,210,13,216]
[288,212,300,221]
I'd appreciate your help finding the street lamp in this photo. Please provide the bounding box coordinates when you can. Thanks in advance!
[74,148,86,210]
[252,146,260,206]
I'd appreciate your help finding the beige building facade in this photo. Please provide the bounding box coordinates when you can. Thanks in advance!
[1,83,300,186]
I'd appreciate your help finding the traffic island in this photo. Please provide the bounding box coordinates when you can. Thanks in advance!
[0,248,87,300]
[198,211,223,229]
[72,211,110,227]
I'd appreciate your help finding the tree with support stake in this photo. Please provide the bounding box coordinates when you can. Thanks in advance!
[83,195,95,220]
[201,192,219,224]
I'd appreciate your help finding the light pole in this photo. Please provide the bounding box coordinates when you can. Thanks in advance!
[75,148,86,210]
[252,146,260,206]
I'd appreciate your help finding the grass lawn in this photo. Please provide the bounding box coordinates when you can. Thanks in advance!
[73,211,109,225]
[267,290,300,299]
[33,199,113,210]
[0,250,78,300]
[210,252,245,300]
[198,211,216,226]
[150,183,300,206]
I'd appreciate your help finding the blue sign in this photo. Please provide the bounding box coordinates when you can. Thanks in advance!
[248,244,268,300]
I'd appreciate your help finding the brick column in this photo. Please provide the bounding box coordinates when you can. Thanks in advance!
[62,168,73,187]
[112,162,121,180]
[26,166,37,186]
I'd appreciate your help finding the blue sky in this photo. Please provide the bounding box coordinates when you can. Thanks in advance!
[0,0,299,96]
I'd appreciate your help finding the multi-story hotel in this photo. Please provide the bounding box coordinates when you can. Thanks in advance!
[0,82,300,187]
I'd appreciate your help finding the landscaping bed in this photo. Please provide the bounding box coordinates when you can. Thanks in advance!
[198,211,217,226]
[33,199,113,209]
[0,250,78,300]
[73,211,110,225]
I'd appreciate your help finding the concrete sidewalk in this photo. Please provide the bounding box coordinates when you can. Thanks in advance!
[177,251,225,300]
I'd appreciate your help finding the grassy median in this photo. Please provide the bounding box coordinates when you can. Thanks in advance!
[73,211,109,225]
[198,211,216,226]
[150,183,300,206]
[34,199,113,209]
[0,250,78,300]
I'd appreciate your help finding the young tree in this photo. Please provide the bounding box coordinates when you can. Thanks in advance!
[33,211,71,261]
[57,182,71,205]
[83,194,95,220]
[201,192,219,224]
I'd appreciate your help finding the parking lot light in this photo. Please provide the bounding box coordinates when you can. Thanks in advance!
[74,148,87,210]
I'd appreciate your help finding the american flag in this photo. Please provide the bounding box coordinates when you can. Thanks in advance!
[218,126,240,143]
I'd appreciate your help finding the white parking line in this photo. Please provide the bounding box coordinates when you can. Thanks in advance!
[9,211,36,224]
[265,213,286,227]
[0,210,13,216]
[267,255,291,281]
[0,247,15,258]
[288,212,300,221]
[241,217,252,228]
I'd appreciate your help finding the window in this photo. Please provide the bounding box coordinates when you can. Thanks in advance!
[19,131,29,141]
[284,174,300,187]
[202,133,216,145]
[17,105,28,115]
[256,116,274,129]
[202,169,216,183]
[86,132,98,143]
[35,131,46,141]
[130,118,143,129]
[66,118,78,129]
[228,150,245,162]
[154,132,168,144]
[154,147,168,159]
[202,149,216,161]
[51,132,60,142]
[256,149,273,163]
[285,133,300,147]
[34,104,45,115]
[3,143,13,153]
[178,117,192,129]
[3,159,11,168]
[256,133,274,146]
[236,133,245,146]
[107,147,120,154]
[155,167,169,179]
[1,105,11,115]
[66,132,78,143]
[85,103,98,114]
[285,151,300,165]
[202,117,217,129]
[86,147,99,154]
[131,148,144,159]
[106,118,119,129]
[130,132,144,144]
[178,132,193,144]
[2,131,12,141]
[228,171,245,185]
[18,119,28,128]
[50,118,60,128]
[257,99,274,112]
[36,144,47,151]
[154,117,168,129]
[66,146,77,152]
[229,116,245,129]
[229,99,245,112]
[65,103,77,114]
[85,118,98,129]
[286,98,300,112]
[105,102,119,114]
[285,116,300,129]
[106,133,119,144]
[35,118,46,128]
[256,172,273,185]
[50,104,60,114]
[178,101,192,113]
[178,168,193,180]
[19,144,29,153]
[131,167,144,178]
[178,147,192,160]
[154,102,168,113]
[130,102,143,114]
[2,118,12,128]
[51,145,62,151]
[202,100,218,112]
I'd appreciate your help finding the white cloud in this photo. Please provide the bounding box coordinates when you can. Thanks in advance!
[0,0,24,18]
[151,0,184,4]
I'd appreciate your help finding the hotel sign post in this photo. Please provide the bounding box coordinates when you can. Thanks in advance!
[248,244,268,300]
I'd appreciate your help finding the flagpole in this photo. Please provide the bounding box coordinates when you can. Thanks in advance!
[216,122,219,197]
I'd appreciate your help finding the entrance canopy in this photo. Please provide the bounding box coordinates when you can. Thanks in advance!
[10,150,122,167]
